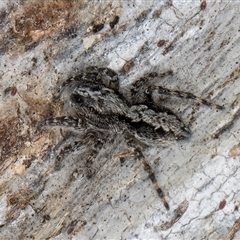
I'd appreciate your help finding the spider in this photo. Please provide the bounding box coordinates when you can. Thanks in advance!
[42,66,222,210]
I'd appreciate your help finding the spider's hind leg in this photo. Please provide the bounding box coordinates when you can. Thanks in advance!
[134,147,170,210]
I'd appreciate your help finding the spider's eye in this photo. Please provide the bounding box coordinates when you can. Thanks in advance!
[89,106,95,112]
[71,93,82,103]
[91,86,100,91]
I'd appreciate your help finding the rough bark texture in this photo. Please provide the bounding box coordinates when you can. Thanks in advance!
[0,1,240,239]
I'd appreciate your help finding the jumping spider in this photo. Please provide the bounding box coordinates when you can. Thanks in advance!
[43,66,222,210]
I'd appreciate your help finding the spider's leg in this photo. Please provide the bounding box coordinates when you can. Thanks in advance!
[134,147,170,210]
[154,86,223,109]
[72,66,119,91]
[145,70,173,79]
[128,77,151,104]
[39,116,83,170]
[80,129,112,178]
[44,128,109,176]
[55,141,81,171]
[94,66,119,91]
[54,66,119,102]
[128,71,173,105]
[39,116,82,129]
[45,134,83,171]
[129,72,223,109]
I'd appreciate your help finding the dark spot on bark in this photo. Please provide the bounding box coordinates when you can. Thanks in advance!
[92,23,104,33]
[109,16,119,29]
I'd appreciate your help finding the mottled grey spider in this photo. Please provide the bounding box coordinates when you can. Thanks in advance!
[43,66,222,210]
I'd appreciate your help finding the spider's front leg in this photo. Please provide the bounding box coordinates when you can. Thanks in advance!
[40,116,83,129]
[63,66,119,91]
[53,66,120,103]
[84,66,120,91]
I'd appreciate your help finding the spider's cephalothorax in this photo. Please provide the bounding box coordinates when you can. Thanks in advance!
[44,66,222,210]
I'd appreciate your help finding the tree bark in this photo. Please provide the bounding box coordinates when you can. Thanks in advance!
[0,1,239,239]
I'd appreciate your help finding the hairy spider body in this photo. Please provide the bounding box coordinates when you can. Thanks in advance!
[60,67,191,144]
[43,66,222,210]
